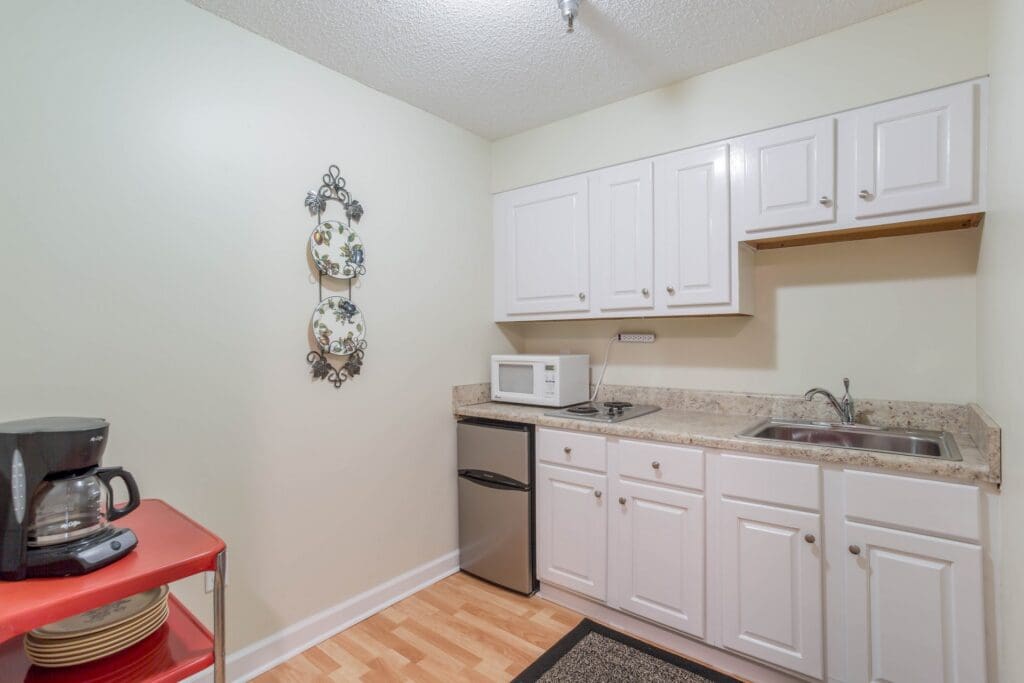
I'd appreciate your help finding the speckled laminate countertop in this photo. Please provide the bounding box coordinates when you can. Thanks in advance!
[452,386,1000,486]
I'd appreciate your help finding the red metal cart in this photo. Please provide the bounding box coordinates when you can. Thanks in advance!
[0,500,227,682]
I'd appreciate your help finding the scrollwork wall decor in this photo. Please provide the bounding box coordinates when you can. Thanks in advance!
[304,165,367,389]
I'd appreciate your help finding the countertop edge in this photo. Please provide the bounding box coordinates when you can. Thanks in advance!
[453,402,998,486]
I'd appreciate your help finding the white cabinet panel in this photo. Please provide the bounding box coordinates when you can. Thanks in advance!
[536,464,607,601]
[844,521,986,683]
[853,82,976,218]
[614,480,705,637]
[495,176,589,316]
[720,499,823,679]
[742,118,836,233]
[590,161,654,312]
[654,144,731,308]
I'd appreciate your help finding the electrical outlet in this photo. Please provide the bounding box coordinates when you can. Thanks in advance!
[204,557,228,593]
[617,332,656,343]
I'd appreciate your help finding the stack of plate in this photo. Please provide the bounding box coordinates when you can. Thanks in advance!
[24,585,169,668]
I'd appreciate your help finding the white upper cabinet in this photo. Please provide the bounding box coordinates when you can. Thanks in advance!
[853,81,977,218]
[843,521,986,683]
[589,161,655,312]
[654,144,732,309]
[494,175,589,316]
[742,118,837,233]
[492,78,986,321]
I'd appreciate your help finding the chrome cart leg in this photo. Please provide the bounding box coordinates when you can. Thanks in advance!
[214,550,227,683]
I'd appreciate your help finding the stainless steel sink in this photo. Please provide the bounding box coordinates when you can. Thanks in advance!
[738,418,963,461]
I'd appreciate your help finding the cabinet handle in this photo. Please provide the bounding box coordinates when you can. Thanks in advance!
[641,288,650,297]
[651,461,661,470]
[618,497,627,505]
[666,285,675,295]
[594,490,602,499]
[804,533,816,544]
[849,544,861,555]
[579,292,586,301]
[563,446,572,454]
[818,196,830,206]
[858,190,872,200]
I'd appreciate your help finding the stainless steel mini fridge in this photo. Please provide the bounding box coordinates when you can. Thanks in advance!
[457,418,536,595]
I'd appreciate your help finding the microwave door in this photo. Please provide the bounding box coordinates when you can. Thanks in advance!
[496,362,537,398]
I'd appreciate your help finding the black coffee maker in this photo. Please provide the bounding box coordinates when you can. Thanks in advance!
[1,417,140,581]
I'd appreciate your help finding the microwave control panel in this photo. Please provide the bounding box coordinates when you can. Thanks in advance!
[544,364,556,397]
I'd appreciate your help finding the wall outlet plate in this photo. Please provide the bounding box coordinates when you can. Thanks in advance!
[617,332,656,343]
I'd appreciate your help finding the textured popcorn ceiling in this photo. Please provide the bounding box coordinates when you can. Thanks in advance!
[190,0,919,139]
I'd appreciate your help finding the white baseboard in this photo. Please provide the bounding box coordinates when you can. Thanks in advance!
[186,550,460,682]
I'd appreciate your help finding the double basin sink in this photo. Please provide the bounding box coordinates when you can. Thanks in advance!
[738,418,963,461]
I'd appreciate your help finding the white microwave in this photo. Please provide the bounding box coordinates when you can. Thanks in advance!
[491,354,590,407]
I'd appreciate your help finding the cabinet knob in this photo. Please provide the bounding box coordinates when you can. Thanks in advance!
[849,544,861,555]
[618,497,627,505]
[563,446,572,454]
[804,533,816,544]
[594,490,602,499]
[858,190,872,200]
[818,196,830,206]
[651,461,661,470]
[641,288,650,297]
[579,292,586,301]
[666,285,675,295]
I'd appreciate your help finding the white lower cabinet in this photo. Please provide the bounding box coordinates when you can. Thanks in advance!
[533,429,990,682]
[843,521,986,683]
[719,499,823,679]
[613,479,705,638]
[536,463,608,601]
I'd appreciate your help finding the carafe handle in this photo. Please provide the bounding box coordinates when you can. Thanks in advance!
[96,467,141,521]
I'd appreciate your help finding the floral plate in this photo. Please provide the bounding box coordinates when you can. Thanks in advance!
[309,220,365,279]
[311,296,366,356]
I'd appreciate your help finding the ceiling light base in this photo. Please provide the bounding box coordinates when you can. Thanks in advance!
[557,0,580,33]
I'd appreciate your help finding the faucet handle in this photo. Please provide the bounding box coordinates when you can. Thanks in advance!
[843,377,850,393]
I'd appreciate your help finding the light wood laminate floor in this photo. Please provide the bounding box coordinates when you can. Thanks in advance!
[254,572,583,682]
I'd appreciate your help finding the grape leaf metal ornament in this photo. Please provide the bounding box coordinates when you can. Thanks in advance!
[304,165,367,389]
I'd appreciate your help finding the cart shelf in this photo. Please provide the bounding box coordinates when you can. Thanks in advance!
[0,500,226,682]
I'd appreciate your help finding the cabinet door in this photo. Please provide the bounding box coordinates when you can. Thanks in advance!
[536,464,607,601]
[495,176,589,316]
[853,82,976,218]
[844,521,986,683]
[720,499,823,679]
[654,143,731,308]
[590,161,654,312]
[614,480,705,637]
[742,118,836,233]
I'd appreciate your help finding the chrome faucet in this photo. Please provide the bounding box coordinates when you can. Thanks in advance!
[804,377,856,425]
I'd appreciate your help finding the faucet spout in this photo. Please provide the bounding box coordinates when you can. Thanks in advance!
[804,380,856,425]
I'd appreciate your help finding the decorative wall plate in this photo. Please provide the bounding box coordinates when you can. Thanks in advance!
[311,296,366,356]
[309,220,365,279]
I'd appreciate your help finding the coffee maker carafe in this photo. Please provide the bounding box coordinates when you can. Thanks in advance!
[1,417,140,581]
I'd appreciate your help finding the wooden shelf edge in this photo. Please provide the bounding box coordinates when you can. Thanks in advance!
[745,212,984,250]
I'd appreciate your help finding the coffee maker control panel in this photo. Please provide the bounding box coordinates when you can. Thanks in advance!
[10,449,25,523]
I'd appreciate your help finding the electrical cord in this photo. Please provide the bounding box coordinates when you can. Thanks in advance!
[590,334,618,402]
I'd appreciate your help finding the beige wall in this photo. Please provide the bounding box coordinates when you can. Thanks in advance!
[495,0,989,405]
[0,1,512,651]
[979,0,1024,679]
[492,0,989,193]
[513,229,980,403]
